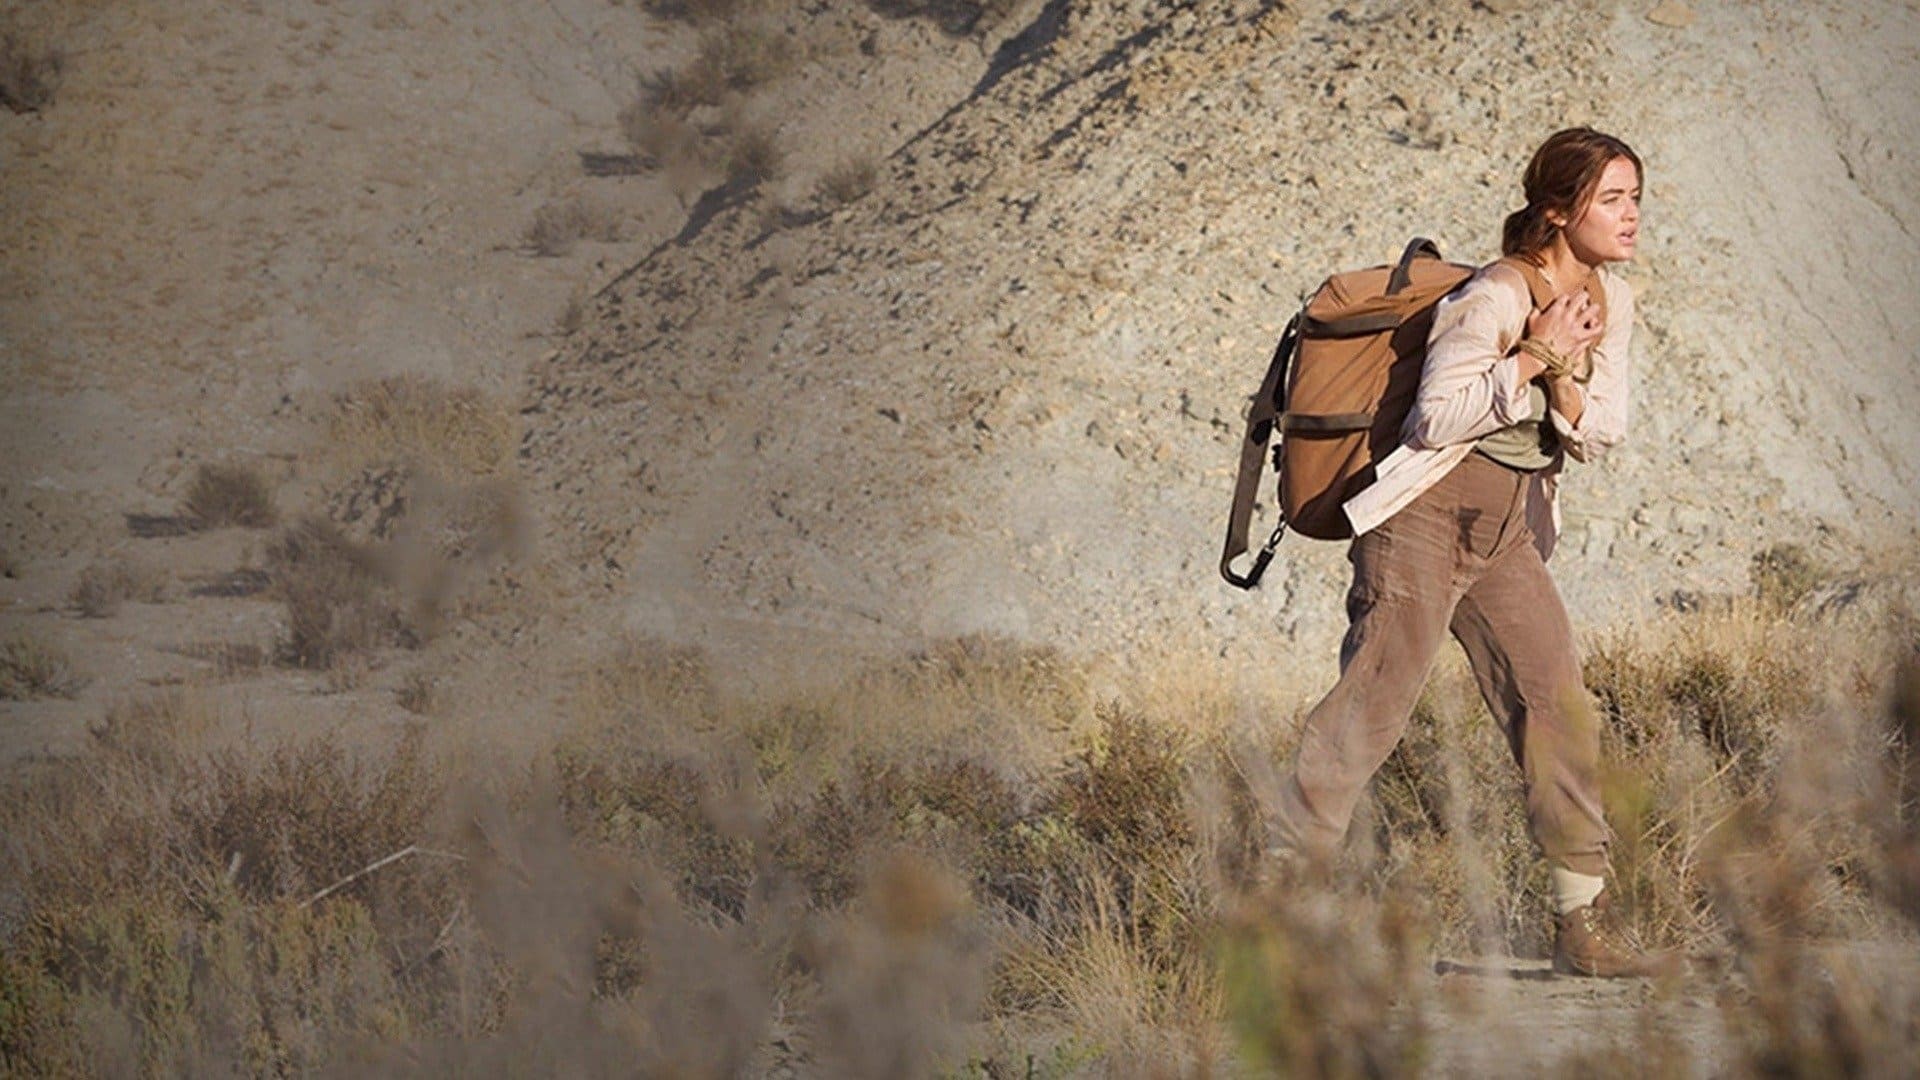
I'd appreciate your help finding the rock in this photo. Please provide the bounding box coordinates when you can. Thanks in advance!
[1647,1,1696,28]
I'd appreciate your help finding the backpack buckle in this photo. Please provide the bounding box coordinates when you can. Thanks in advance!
[1223,521,1287,590]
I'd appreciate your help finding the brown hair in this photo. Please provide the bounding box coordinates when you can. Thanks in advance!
[1502,127,1643,262]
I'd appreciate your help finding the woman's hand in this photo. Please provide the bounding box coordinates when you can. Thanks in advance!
[1515,292,1605,381]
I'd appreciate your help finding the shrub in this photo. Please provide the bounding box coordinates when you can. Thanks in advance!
[724,125,783,185]
[327,375,514,478]
[817,156,878,206]
[268,517,409,670]
[522,198,622,257]
[1751,542,1826,612]
[69,557,169,618]
[89,690,218,773]
[0,634,86,700]
[183,463,277,529]
[617,103,701,171]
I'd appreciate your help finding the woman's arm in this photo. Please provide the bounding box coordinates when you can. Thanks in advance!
[1403,268,1535,450]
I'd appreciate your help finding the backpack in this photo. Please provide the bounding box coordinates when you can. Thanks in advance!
[1220,238,1472,588]
[1220,239,1608,589]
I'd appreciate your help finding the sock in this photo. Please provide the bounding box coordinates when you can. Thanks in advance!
[1550,868,1605,915]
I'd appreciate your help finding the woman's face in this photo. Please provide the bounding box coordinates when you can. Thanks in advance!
[1553,155,1641,263]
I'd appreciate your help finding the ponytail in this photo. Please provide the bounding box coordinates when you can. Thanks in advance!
[1501,203,1558,264]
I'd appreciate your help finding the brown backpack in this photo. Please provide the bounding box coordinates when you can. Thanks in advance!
[1221,239,1472,588]
[1221,240,1607,588]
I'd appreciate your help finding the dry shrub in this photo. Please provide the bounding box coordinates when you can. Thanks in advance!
[643,24,794,115]
[0,728,457,1074]
[182,462,278,529]
[555,742,756,917]
[1058,702,1192,885]
[1883,649,1920,923]
[1218,883,1428,1077]
[1751,541,1828,612]
[12,594,1920,1073]
[995,864,1223,1075]
[327,375,515,478]
[617,102,702,171]
[523,197,623,256]
[724,124,784,185]
[0,633,86,700]
[807,853,986,1076]
[817,156,878,206]
[268,516,410,669]
[1691,659,1920,1076]
[88,690,218,774]
[1589,602,1817,797]
[69,557,168,618]
[0,29,62,114]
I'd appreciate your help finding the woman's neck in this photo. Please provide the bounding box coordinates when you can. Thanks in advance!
[1535,236,1597,296]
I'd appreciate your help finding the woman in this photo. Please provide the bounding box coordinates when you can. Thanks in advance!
[1268,128,1663,977]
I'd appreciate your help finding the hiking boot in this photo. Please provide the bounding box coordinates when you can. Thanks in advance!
[1552,890,1679,978]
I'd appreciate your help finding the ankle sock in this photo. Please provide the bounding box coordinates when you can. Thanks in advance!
[1550,868,1605,915]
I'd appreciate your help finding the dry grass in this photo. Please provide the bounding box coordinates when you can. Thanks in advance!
[69,557,169,618]
[267,516,411,670]
[4,599,1920,1073]
[523,197,624,257]
[724,124,784,186]
[641,24,794,115]
[182,462,278,530]
[817,156,879,206]
[0,633,86,700]
[326,375,514,480]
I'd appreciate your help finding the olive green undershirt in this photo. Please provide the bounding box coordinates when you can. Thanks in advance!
[1474,379,1561,471]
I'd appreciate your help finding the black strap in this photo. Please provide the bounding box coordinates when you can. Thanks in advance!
[1221,315,1298,589]
[1280,411,1373,432]
[1386,237,1441,295]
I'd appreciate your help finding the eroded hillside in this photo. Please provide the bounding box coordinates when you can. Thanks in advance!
[522,0,1920,667]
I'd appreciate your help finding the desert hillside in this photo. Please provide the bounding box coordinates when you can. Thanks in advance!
[520,0,1920,672]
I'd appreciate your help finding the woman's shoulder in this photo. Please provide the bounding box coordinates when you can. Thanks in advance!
[1443,260,1531,311]
[1596,264,1635,304]
[1597,264,1636,325]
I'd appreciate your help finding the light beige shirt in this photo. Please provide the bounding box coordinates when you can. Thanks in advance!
[1340,261,1635,559]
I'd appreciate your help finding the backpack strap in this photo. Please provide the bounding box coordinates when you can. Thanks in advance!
[1494,257,1609,378]
[1495,256,1609,321]
[1220,314,1298,589]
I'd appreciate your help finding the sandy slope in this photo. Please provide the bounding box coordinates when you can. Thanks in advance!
[521,0,1920,680]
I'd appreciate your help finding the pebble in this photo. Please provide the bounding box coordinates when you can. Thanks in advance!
[1647,1,1696,28]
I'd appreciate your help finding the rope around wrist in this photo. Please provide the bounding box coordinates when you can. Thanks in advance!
[1519,337,1574,380]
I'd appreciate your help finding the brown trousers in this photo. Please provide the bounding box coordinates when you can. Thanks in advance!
[1272,452,1611,876]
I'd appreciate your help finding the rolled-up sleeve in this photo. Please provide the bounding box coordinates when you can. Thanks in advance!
[1548,274,1634,463]
[1403,272,1532,450]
